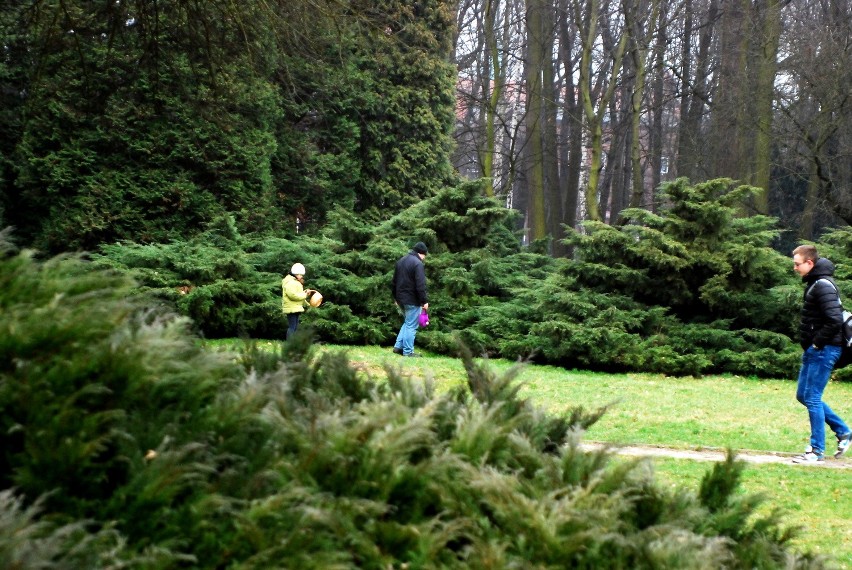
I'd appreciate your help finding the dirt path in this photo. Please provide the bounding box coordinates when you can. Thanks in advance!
[582,442,852,469]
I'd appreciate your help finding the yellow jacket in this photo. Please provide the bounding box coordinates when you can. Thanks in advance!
[282,274,309,314]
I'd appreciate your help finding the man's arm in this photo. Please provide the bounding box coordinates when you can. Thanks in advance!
[814,281,844,347]
[415,263,428,306]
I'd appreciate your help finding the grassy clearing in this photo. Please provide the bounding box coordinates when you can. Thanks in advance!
[208,340,852,567]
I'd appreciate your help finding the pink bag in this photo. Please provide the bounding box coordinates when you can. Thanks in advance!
[418,309,430,327]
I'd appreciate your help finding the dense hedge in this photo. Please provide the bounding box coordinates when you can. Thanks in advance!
[0,238,826,568]
[89,178,848,379]
[0,0,457,252]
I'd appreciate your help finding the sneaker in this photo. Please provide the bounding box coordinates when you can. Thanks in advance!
[392,347,403,355]
[835,433,852,458]
[792,451,824,464]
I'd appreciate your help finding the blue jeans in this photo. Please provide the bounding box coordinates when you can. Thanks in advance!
[286,313,301,340]
[796,345,850,454]
[394,305,421,355]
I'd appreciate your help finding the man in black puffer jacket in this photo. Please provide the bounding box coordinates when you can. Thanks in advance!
[391,242,429,357]
[791,244,852,463]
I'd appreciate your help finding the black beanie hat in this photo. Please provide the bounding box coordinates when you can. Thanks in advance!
[412,242,428,255]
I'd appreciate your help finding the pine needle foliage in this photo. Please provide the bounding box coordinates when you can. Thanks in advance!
[92,179,542,353]
[0,239,828,568]
[516,178,803,376]
[0,490,186,569]
[697,453,815,567]
[93,215,287,339]
[89,176,852,377]
[1,0,459,252]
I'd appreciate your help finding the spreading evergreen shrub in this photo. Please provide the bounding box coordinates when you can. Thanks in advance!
[0,239,827,568]
[91,177,825,378]
[517,179,803,376]
[0,490,176,569]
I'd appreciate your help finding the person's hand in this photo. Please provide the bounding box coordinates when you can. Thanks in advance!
[305,289,315,296]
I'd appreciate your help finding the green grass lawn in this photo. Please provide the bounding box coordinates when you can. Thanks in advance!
[210,340,852,567]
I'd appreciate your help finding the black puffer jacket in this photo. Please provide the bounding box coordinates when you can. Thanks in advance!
[392,251,428,307]
[799,257,844,349]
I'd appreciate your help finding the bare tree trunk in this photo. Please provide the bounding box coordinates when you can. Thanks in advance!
[675,0,718,181]
[562,103,584,241]
[543,43,563,254]
[750,0,782,213]
[480,0,507,196]
[709,0,750,180]
[800,158,820,241]
[525,0,547,240]
[597,97,616,221]
[610,123,630,219]
[577,0,627,222]
[600,90,630,221]
[647,1,667,207]
[557,0,582,255]
[625,0,661,211]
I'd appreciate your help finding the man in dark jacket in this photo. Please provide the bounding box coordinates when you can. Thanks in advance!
[791,244,852,463]
[392,242,429,357]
